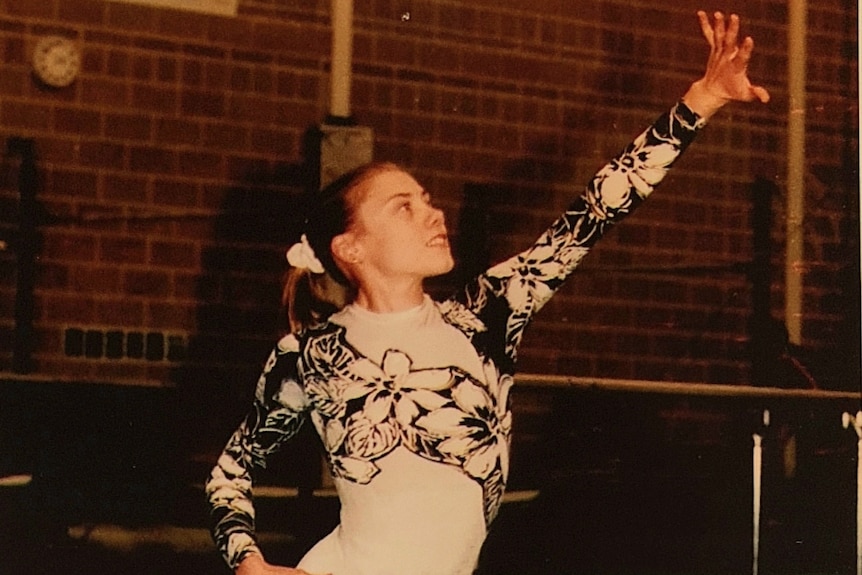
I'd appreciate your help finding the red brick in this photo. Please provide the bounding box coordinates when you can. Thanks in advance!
[252,20,328,56]
[1,100,52,130]
[203,122,249,150]
[106,2,158,32]
[102,173,148,203]
[249,127,297,156]
[2,36,25,66]
[172,271,199,300]
[127,218,173,237]
[107,49,130,77]
[228,93,274,124]
[48,168,98,199]
[182,59,204,86]
[156,117,201,146]
[42,232,98,262]
[440,118,478,147]
[59,0,106,25]
[178,151,224,178]
[5,0,53,19]
[296,74,323,102]
[71,265,122,293]
[104,112,152,141]
[123,269,171,297]
[208,16,254,47]
[81,46,107,74]
[129,145,176,174]
[375,36,417,67]
[95,298,145,325]
[149,301,196,329]
[393,112,434,140]
[252,67,277,94]
[131,84,178,113]
[54,106,102,136]
[37,262,70,289]
[225,155,269,183]
[157,56,179,82]
[231,66,253,92]
[39,137,78,164]
[101,236,146,264]
[150,239,199,269]
[181,89,226,118]
[205,61,230,89]
[131,53,154,81]
[81,77,129,108]
[152,178,198,207]
[36,293,96,324]
[0,67,27,96]
[156,9,210,40]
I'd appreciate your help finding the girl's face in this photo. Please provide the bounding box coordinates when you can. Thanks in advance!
[339,169,454,284]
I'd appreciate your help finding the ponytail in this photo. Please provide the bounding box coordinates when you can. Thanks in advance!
[282,266,354,334]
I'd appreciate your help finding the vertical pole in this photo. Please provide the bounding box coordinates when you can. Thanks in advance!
[753,432,763,575]
[330,0,354,120]
[785,0,807,345]
[843,411,862,575]
[753,410,769,575]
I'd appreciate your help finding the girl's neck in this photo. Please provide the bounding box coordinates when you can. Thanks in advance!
[353,279,426,313]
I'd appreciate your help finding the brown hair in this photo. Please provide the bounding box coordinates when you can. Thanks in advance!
[282,161,403,333]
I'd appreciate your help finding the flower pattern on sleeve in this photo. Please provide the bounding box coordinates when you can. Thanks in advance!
[206,334,311,569]
[465,101,701,361]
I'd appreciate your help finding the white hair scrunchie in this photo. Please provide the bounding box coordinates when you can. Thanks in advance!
[286,234,325,274]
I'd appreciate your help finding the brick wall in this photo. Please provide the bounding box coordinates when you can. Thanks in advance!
[0,0,857,391]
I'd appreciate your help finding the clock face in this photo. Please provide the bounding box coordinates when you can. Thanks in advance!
[32,36,81,88]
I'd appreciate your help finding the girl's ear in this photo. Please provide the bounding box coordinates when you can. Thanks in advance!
[331,232,361,266]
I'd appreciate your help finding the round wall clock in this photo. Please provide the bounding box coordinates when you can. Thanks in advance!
[32,36,81,88]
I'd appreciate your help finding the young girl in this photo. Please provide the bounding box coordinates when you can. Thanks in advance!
[206,11,770,575]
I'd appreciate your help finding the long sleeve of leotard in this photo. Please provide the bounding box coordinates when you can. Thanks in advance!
[205,334,310,569]
[458,101,706,366]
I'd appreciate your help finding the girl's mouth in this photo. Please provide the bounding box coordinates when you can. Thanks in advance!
[427,233,449,247]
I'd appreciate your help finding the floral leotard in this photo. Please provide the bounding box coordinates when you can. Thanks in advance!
[206,101,706,574]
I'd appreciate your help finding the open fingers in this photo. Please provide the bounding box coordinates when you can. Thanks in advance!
[697,10,715,48]
[712,12,726,51]
[751,85,771,104]
[724,13,740,52]
[737,36,755,67]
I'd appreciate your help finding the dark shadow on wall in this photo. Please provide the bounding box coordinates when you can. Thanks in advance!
[171,128,327,510]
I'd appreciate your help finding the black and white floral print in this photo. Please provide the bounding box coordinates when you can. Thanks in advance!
[206,101,703,569]
[206,334,309,568]
[299,324,514,523]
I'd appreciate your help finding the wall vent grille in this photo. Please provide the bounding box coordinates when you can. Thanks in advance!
[63,328,187,363]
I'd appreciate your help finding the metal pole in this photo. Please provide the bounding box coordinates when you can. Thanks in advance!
[785,0,807,345]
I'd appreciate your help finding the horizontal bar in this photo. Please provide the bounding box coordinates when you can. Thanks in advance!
[516,373,860,401]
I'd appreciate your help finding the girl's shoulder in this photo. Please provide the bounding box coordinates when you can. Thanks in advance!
[275,332,301,354]
[288,320,344,347]
[435,297,488,336]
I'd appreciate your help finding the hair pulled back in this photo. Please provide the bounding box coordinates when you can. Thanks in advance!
[282,161,402,333]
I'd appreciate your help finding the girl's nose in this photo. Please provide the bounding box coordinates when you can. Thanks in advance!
[428,206,445,227]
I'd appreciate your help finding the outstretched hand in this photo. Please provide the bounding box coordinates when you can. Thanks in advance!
[683,11,770,119]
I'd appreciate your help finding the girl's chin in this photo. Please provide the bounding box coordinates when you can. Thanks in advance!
[434,258,456,276]
[419,259,455,279]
